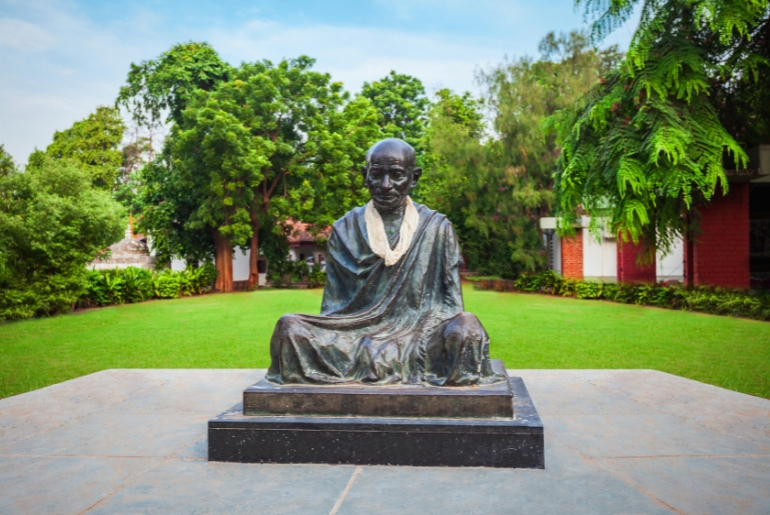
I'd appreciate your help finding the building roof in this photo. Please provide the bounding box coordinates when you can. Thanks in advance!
[284,219,331,244]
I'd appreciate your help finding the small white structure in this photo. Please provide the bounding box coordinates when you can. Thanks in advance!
[90,225,156,270]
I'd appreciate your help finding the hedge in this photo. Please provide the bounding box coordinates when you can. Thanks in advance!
[474,271,770,321]
[77,265,218,308]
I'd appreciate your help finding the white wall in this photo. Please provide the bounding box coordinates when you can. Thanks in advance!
[171,248,266,286]
[291,245,324,262]
[552,233,562,275]
[233,248,250,282]
[583,230,617,281]
[540,215,686,283]
[656,236,684,282]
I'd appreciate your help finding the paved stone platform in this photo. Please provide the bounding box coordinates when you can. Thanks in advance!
[1,369,768,514]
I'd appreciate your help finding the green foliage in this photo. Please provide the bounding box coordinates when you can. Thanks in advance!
[118,43,232,266]
[138,153,215,267]
[154,270,182,299]
[78,264,218,307]
[134,51,382,274]
[714,17,770,149]
[33,106,125,189]
[476,270,770,321]
[267,260,311,288]
[420,33,615,278]
[113,133,155,214]
[307,263,326,288]
[117,42,231,129]
[359,71,429,152]
[0,151,125,320]
[165,55,381,263]
[549,0,769,254]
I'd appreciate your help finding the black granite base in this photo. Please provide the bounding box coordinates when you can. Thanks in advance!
[208,377,544,468]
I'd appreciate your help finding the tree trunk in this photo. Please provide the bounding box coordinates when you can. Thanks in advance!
[248,211,260,290]
[214,230,233,292]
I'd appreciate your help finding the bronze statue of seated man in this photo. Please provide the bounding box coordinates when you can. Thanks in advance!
[266,138,504,386]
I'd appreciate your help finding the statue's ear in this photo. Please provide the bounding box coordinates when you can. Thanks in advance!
[361,165,368,179]
[411,167,422,189]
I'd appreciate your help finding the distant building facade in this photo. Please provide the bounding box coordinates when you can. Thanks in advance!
[540,144,770,289]
[285,219,328,265]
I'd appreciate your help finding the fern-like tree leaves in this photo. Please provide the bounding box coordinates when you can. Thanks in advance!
[552,0,768,256]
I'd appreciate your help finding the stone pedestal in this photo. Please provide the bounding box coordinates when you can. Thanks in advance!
[208,361,544,468]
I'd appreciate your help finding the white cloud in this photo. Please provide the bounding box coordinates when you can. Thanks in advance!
[0,18,57,50]
[0,0,640,165]
[0,0,174,163]
[209,20,503,96]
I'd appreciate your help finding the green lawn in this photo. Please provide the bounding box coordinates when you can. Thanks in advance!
[1,286,769,398]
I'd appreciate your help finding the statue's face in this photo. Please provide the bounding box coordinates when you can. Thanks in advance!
[364,147,422,212]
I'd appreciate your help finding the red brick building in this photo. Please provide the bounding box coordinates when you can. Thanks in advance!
[540,145,770,289]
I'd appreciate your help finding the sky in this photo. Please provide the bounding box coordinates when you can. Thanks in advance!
[0,0,640,164]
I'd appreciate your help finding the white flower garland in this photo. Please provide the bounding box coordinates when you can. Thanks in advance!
[364,197,419,266]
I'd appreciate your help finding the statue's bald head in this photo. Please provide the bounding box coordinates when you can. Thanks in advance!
[362,138,422,213]
[365,138,416,169]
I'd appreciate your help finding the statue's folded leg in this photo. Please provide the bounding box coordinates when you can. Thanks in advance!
[424,312,503,386]
[266,315,353,384]
[266,315,311,384]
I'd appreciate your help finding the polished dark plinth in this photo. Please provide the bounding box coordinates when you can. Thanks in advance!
[243,360,513,418]
[208,363,544,468]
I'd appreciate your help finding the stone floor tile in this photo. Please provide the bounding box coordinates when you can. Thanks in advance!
[86,460,357,515]
[172,436,208,459]
[598,455,770,515]
[101,378,252,415]
[336,439,673,515]
[129,369,264,383]
[0,370,169,448]
[546,412,768,458]
[0,455,160,515]
[3,412,208,458]
[590,372,770,448]
[509,369,640,382]
[525,379,660,416]
[2,369,768,514]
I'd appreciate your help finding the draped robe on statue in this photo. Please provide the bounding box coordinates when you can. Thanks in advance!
[266,200,505,386]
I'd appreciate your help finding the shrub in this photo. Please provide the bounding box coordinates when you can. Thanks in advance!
[307,263,326,289]
[0,151,125,321]
[575,281,603,299]
[268,260,314,288]
[77,264,218,308]
[474,270,770,321]
[154,270,181,299]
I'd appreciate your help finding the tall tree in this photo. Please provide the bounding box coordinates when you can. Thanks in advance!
[549,0,769,256]
[0,148,125,320]
[117,42,231,129]
[421,33,618,277]
[113,128,154,216]
[170,56,382,290]
[33,106,125,189]
[360,71,429,153]
[118,42,232,282]
[137,152,216,269]
[712,15,770,150]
